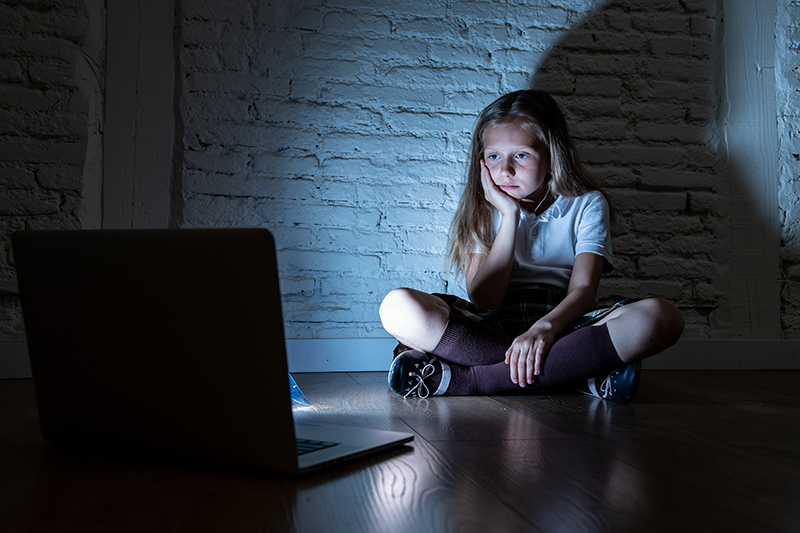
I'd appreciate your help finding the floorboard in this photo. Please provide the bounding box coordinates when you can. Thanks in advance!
[1,371,798,532]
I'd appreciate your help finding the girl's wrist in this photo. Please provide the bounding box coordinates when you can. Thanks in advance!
[498,205,520,221]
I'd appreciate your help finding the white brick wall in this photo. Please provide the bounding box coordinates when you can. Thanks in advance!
[2,0,800,346]
[0,0,103,342]
[176,0,734,340]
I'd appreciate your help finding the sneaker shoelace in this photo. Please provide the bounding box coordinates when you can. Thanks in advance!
[404,361,436,399]
[588,373,614,399]
[598,374,614,398]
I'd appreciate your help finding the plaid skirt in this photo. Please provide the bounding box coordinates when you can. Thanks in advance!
[433,284,631,339]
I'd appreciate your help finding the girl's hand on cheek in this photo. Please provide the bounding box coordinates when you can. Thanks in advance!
[480,160,519,216]
[504,325,554,387]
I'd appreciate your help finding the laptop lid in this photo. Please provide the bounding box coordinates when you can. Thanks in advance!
[12,228,412,475]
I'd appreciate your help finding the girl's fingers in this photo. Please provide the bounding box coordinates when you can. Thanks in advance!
[517,350,527,388]
[506,346,517,382]
[534,342,544,376]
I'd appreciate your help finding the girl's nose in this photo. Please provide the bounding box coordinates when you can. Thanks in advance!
[500,161,515,177]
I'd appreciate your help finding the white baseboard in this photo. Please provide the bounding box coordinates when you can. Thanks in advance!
[1,338,798,378]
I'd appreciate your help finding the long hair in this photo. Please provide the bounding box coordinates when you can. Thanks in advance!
[445,90,607,275]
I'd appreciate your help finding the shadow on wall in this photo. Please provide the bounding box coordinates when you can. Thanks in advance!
[530,0,780,339]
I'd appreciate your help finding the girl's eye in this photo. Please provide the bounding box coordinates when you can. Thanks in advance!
[486,154,500,161]
[516,153,529,160]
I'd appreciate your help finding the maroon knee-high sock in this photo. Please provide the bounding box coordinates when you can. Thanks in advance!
[535,324,622,387]
[430,315,513,366]
[439,324,623,396]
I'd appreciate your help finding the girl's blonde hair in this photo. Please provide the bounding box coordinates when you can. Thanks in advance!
[446,90,607,275]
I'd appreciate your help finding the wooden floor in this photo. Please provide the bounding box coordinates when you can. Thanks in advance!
[2,371,799,532]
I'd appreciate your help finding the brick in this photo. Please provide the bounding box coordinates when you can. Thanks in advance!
[0,167,37,189]
[605,189,687,212]
[315,228,386,254]
[302,33,426,62]
[579,145,687,167]
[572,118,629,140]
[187,96,255,122]
[635,122,706,143]
[37,164,82,190]
[573,76,622,97]
[188,122,311,151]
[600,278,684,300]
[630,13,689,33]
[386,207,453,232]
[184,72,288,97]
[381,251,449,274]
[384,110,473,136]
[0,189,63,216]
[320,82,446,108]
[501,71,534,93]
[689,14,715,37]
[279,249,380,274]
[28,60,77,88]
[602,9,632,31]
[0,140,87,166]
[321,11,390,35]
[638,256,720,280]
[643,57,711,83]
[320,132,447,159]
[185,173,317,199]
[687,191,730,217]
[184,0,254,25]
[430,41,492,65]
[638,169,719,191]
[257,5,323,31]
[381,65,488,90]
[567,54,637,76]
[650,35,710,58]
[184,151,252,174]
[508,4,574,30]
[393,17,463,40]
[0,86,66,110]
[361,182,449,207]
[0,58,24,82]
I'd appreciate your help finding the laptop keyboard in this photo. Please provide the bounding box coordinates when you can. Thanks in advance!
[296,438,340,456]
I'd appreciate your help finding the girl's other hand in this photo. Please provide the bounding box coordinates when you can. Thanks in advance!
[504,324,555,387]
[480,159,519,216]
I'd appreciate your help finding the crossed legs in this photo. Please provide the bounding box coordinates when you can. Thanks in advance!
[380,287,684,383]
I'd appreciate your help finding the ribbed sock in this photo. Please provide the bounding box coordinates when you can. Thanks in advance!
[429,321,623,396]
[430,315,513,366]
[535,324,622,388]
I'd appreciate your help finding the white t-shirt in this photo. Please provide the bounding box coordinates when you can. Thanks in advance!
[491,190,613,290]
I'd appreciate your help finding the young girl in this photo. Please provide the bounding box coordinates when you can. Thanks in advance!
[379,90,684,402]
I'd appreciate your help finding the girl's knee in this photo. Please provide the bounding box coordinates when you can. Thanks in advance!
[640,297,684,342]
[379,288,450,350]
[379,288,443,334]
[379,288,413,329]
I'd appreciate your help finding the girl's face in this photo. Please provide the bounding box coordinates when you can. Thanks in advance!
[482,122,550,202]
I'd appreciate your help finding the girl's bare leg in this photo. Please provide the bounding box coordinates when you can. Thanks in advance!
[379,288,450,353]
[593,297,684,363]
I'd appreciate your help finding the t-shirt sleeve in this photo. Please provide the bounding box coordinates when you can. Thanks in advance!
[575,192,614,272]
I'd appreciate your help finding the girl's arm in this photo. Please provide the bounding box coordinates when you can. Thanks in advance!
[465,161,520,309]
[465,215,517,309]
[505,251,605,387]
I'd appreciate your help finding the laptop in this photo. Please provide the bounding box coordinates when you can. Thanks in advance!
[11,228,413,476]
